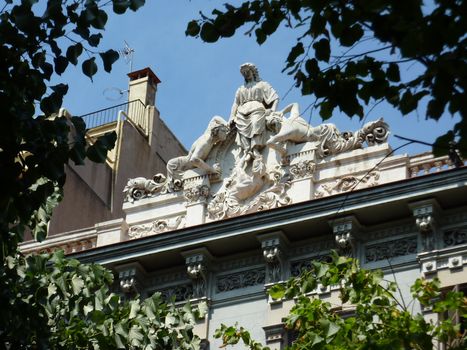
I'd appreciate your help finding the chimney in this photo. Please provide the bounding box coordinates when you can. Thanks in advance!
[127,67,161,107]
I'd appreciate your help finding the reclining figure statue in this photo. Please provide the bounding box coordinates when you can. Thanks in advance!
[266,103,389,158]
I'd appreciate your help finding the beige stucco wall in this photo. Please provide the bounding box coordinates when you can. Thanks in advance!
[48,163,113,234]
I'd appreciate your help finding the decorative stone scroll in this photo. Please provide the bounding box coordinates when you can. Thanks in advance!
[124,63,390,226]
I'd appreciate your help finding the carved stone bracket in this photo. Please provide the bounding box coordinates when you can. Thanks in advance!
[182,248,212,299]
[329,216,361,257]
[409,199,441,252]
[115,262,146,296]
[258,232,289,284]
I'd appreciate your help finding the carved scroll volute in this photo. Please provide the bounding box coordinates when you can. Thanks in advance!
[182,248,213,300]
[409,199,441,252]
[258,232,289,284]
[329,216,362,257]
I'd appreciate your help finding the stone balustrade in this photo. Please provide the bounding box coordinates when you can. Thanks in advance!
[408,152,454,178]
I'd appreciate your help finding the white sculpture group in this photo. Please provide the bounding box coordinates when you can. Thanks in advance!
[124,63,389,220]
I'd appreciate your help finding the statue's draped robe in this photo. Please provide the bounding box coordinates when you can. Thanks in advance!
[232,81,278,151]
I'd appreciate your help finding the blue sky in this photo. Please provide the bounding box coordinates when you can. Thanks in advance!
[60,1,460,156]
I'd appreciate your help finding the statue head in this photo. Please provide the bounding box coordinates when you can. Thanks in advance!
[266,112,283,133]
[208,116,229,142]
[240,63,260,83]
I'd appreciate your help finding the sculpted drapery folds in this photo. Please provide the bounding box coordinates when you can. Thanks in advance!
[229,63,279,161]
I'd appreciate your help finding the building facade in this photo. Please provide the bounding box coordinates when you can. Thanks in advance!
[21,65,467,349]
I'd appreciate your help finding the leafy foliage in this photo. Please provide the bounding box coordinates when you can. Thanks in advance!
[0,0,146,258]
[187,0,467,156]
[0,250,204,349]
[216,252,467,350]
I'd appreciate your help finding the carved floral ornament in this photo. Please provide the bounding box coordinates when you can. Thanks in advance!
[124,63,390,221]
[128,216,185,239]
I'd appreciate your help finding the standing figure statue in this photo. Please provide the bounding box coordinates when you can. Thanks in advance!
[229,63,279,163]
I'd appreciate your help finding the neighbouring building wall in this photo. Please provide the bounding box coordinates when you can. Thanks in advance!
[48,162,113,234]
[44,67,187,237]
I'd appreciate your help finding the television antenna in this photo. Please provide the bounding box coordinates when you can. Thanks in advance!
[118,40,135,72]
[103,87,128,101]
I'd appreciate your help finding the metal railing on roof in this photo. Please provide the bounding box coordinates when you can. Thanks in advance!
[79,99,146,129]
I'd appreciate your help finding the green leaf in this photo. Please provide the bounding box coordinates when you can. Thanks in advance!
[66,43,83,65]
[92,9,108,29]
[313,38,331,62]
[82,57,98,81]
[433,130,454,157]
[386,63,400,82]
[319,100,334,120]
[268,284,285,300]
[100,49,120,73]
[286,42,304,67]
[200,22,219,43]
[113,0,129,14]
[86,132,117,162]
[88,33,103,47]
[129,300,140,319]
[186,20,200,37]
[255,28,266,45]
[71,275,85,295]
[130,0,145,11]
[305,59,319,76]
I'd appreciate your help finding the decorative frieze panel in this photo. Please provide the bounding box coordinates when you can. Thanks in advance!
[443,228,467,248]
[290,255,331,277]
[365,237,417,263]
[156,283,193,302]
[216,268,266,293]
[314,171,379,198]
[128,216,185,239]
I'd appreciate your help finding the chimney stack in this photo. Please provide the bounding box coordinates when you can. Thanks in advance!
[127,67,161,107]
